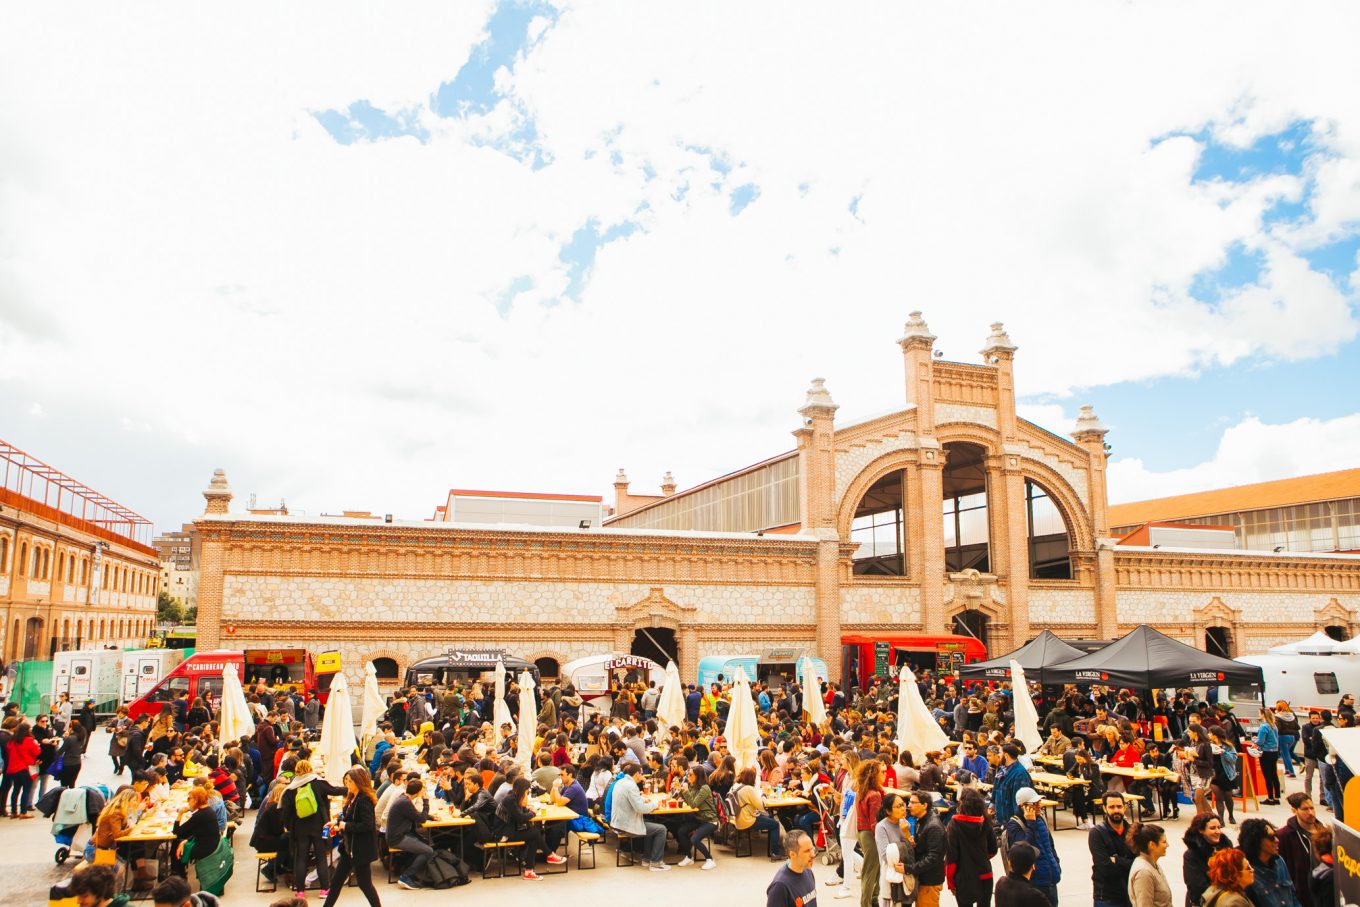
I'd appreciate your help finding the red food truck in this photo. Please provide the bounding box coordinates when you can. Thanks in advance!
[841,634,987,690]
[126,648,341,722]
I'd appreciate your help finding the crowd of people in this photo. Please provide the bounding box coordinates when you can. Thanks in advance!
[1,664,1354,907]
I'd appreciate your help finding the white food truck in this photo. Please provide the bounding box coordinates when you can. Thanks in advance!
[560,654,665,716]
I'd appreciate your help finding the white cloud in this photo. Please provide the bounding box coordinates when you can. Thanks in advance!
[1108,413,1360,504]
[2,3,1359,525]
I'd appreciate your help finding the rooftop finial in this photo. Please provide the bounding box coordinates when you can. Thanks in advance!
[899,311,936,348]
[203,468,233,515]
[981,321,1017,357]
[1071,404,1109,442]
[801,377,838,412]
[615,468,629,484]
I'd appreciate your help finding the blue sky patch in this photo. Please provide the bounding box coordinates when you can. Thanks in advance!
[558,218,641,301]
[496,275,535,316]
[1299,235,1360,283]
[729,183,760,215]
[313,100,429,145]
[434,0,558,119]
[1179,119,1316,183]
[1189,242,1266,303]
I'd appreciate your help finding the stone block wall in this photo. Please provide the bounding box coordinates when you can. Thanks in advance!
[841,583,922,625]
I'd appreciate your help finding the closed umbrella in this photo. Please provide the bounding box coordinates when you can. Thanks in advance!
[896,666,949,758]
[493,658,515,734]
[515,670,537,775]
[360,661,384,745]
[315,671,358,785]
[656,661,687,737]
[800,657,826,725]
[722,666,760,774]
[217,665,254,753]
[1010,659,1043,753]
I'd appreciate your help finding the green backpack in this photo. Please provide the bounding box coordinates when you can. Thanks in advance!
[294,782,318,819]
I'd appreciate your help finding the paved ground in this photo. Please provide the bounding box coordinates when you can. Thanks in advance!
[1,731,1310,905]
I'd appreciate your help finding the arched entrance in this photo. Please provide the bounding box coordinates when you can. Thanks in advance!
[952,610,990,651]
[534,657,561,680]
[371,657,399,680]
[23,617,43,660]
[1324,625,1349,641]
[631,627,677,666]
[1205,626,1234,658]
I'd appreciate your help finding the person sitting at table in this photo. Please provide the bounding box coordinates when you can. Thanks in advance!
[666,756,690,794]
[250,780,289,886]
[670,765,719,870]
[790,762,831,846]
[1141,742,1179,820]
[544,764,602,852]
[734,766,786,861]
[280,759,346,899]
[1038,725,1072,759]
[760,749,786,786]
[497,775,568,880]
[1067,748,1103,830]
[433,763,464,806]
[919,751,947,794]
[171,786,220,881]
[709,755,737,800]
[375,768,408,831]
[611,762,672,871]
[387,778,432,890]
[532,751,561,793]
[550,732,572,768]
[493,765,523,805]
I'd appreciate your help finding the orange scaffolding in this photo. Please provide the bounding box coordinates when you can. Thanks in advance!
[0,437,154,553]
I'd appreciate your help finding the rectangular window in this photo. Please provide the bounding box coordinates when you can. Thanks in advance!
[1315,672,1339,695]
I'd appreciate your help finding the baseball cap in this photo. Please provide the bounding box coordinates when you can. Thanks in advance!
[1014,787,1043,806]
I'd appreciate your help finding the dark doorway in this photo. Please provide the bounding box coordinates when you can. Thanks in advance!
[1324,625,1349,641]
[631,627,678,666]
[952,611,989,651]
[534,657,561,680]
[372,657,399,680]
[1205,626,1234,658]
[23,617,42,660]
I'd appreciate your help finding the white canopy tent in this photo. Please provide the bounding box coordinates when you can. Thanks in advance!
[1269,631,1360,655]
[723,666,760,773]
[896,666,950,757]
[314,671,358,785]
[218,665,255,752]
[1010,659,1044,753]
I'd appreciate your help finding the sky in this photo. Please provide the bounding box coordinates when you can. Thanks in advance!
[1,2,1358,530]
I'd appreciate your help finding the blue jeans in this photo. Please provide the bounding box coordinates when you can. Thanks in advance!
[796,810,820,842]
[752,814,783,857]
[1278,736,1296,775]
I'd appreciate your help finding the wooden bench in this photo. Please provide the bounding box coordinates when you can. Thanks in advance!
[474,840,526,879]
[255,852,278,893]
[614,829,644,866]
[575,831,601,870]
[386,847,405,884]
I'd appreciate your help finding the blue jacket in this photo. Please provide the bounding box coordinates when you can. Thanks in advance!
[1003,815,1061,888]
[991,761,1032,829]
[1256,722,1279,753]
[369,740,393,777]
[1249,854,1302,907]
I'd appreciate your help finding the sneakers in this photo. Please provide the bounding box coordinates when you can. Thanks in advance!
[701,858,716,870]
[650,863,672,872]
[677,856,694,867]
[546,852,567,865]
[522,869,543,880]
[318,891,328,900]
[397,876,421,890]
[1077,820,1095,830]
[834,886,854,899]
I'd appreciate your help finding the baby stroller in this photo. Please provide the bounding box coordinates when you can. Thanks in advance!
[809,785,842,865]
[37,784,109,864]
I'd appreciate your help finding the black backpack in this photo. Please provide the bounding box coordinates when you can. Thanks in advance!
[421,849,471,889]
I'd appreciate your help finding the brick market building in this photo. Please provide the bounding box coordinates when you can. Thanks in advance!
[192,314,1360,691]
[1,439,160,661]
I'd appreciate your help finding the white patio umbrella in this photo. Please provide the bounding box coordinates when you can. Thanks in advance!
[655,660,687,737]
[314,671,358,785]
[218,665,254,752]
[359,661,384,745]
[515,670,537,775]
[800,657,826,725]
[896,666,949,758]
[722,666,760,774]
[1010,659,1044,753]
[493,658,515,735]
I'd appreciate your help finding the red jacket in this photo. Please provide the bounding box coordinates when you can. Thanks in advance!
[1111,745,1141,767]
[4,736,41,774]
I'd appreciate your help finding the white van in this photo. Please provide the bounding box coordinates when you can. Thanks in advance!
[52,649,123,712]
[1230,653,1360,717]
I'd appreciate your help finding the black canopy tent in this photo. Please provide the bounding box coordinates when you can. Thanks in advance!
[1043,624,1265,690]
[403,650,540,688]
[956,629,1088,684]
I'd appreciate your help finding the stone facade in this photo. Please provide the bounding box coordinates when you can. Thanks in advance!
[193,314,1360,684]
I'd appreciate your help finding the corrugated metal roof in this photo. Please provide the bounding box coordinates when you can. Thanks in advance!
[1109,468,1360,527]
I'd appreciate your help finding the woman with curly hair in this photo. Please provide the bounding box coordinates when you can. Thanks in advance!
[1183,813,1233,907]
[1200,848,1255,907]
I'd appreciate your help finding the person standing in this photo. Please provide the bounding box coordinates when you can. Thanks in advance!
[855,758,887,907]
[1090,792,1136,907]
[0,721,41,817]
[319,767,382,906]
[875,793,913,907]
[1240,819,1301,907]
[58,721,85,788]
[1276,794,1320,907]
[1128,824,1173,907]
[997,843,1056,907]
[903,791,947,907]
[280,759,345,900]
[993,744,1034,829]
[946,787,999,907]
[766,830,818,907]
[1255,710,1282,805]
[1182,813,1232,907]
[1300,712,1328,805]
[1005,788,1062,906]
[1274,704,1300,779]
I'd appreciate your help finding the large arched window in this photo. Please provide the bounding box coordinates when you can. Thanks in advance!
[942,442,990,573]
[851,470,906,575]
[372,657,399,680]
[1026,480,1073,579]
[534,657,561,679]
